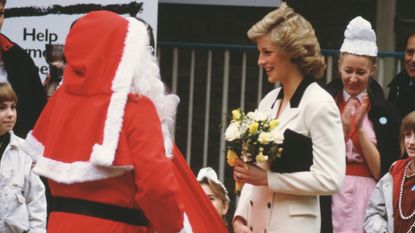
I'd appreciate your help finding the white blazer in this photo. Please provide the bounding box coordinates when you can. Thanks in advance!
[234,80,346,233]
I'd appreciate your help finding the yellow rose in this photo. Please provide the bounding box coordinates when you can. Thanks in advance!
[227,150,238,166]
[232,109,241,121]
[269,119,279,129]
[249,122,259,134]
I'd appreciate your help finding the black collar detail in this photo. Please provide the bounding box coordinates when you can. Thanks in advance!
[271,77,314,109]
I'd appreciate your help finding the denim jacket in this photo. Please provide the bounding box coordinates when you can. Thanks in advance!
[364,173,394,233]
[0,132,46,233]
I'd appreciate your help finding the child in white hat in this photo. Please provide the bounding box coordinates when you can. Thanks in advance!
[197,167,230,223]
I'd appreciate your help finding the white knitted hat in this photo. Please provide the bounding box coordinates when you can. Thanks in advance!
[197,167,230,202]
[340,16,378,57]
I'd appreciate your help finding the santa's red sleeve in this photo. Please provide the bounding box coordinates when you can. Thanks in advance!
[124,96,185,233]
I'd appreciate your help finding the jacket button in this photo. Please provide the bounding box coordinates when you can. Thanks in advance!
[267,202,271,209]
[250,200,253,206]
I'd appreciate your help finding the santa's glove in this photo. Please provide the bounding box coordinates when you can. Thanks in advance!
[0,34,14,52]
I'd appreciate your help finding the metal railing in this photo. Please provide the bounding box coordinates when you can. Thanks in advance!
[157,42,404,185]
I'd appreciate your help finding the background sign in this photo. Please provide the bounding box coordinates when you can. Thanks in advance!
[2,0,158,81]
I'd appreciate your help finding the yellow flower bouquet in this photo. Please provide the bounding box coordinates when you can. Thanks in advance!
[225,109,284,194]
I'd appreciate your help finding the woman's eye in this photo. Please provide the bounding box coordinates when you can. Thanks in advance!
[406,49,415,57]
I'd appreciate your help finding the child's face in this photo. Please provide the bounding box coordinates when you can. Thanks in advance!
[404,130,415,158]
[0,101,16,135]
[201,183,228,217]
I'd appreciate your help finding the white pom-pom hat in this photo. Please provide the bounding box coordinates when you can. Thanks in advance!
[340,16,378,57]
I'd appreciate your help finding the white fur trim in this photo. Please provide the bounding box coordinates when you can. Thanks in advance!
[33,157,133,184]
[21,131,44,161]
[90,18,148,166]
[130,28,180,158]
[178,213,193,233]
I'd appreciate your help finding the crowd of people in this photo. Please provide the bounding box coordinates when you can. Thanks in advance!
[0,0,414,232]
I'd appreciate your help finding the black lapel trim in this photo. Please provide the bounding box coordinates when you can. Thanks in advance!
[271,77,315,109]
[271,86,284,109]
[290,77,314,108]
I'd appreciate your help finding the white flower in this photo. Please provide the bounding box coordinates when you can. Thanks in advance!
[271,129,284,144]
[253,110,268,121]
[258,132,272,144]
[247,111,255,120]
[225,122,241,141]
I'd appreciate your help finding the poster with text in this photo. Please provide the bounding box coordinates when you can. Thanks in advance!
[2,0,158,81]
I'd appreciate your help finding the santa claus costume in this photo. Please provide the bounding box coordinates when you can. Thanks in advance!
[21,10,195,233]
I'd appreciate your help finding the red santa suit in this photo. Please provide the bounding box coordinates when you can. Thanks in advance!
[22,11,192,233]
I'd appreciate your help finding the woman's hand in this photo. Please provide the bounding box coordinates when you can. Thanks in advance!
[341,100,353,138]
[233,158,268,186]
[341,94,370,138]
[353,94,369,129]
[233,216,252,233]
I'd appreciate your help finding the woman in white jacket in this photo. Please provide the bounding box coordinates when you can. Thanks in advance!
[0,82,46,233]
[232,2,345,233]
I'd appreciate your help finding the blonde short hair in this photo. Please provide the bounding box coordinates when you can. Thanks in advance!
[247,2,326,78]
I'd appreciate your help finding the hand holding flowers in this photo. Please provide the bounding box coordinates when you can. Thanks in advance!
[233,158,268,186]
[225,109,284,194]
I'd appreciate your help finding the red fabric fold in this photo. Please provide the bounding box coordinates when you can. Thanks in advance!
[172,145,229,233]
[0,34,14,52]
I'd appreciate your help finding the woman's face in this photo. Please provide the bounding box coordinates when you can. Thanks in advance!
[404,130,415,158]
[0,101,16,135]
[201,183,228,217]
[339,54,376,97]
[256,34,296,83]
